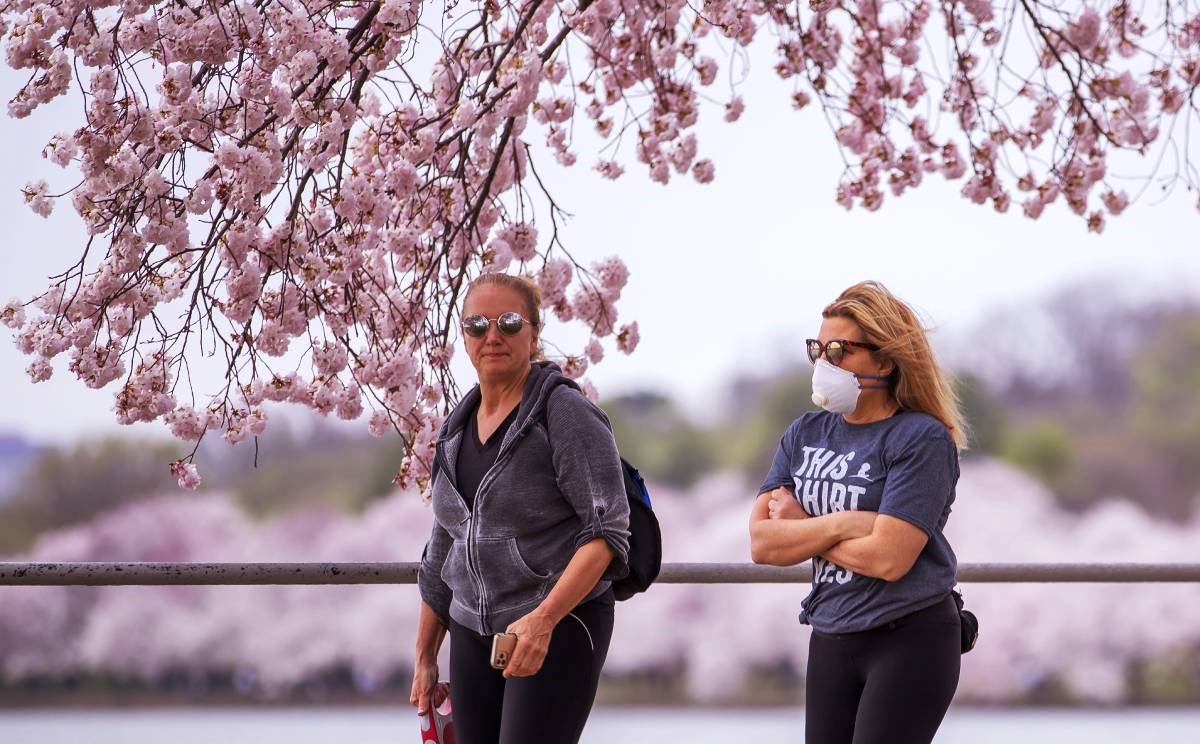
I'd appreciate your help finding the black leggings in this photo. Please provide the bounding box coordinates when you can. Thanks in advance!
[448,594,614,744]
[805,594,961,744]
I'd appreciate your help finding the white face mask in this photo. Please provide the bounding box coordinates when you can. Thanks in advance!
[810,359,889,414]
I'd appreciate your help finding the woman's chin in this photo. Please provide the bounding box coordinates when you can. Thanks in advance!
[475,358,526,382]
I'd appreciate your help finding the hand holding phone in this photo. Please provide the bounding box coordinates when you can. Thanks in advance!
[490,632,517,670]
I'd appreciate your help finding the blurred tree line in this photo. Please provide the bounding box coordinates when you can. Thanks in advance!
[979,289,1200,519]
[1,283,1197,556]
[0,426,401,555]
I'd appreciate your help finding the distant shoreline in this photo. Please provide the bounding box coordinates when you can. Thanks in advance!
[3,693,1198,711]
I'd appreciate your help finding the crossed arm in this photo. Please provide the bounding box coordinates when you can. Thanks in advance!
[748,487,929,582]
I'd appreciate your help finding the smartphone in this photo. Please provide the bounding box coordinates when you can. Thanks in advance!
[490,632,517,670]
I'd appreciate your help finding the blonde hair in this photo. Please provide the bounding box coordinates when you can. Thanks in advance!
[463,273,545,361]
[823,281,969,450]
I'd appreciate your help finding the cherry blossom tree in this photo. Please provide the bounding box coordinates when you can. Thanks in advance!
[2,1,1197,486]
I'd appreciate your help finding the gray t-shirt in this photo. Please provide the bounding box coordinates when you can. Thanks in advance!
[759,410,959,634]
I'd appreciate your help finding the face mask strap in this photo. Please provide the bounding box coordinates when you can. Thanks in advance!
[854,373,891,390]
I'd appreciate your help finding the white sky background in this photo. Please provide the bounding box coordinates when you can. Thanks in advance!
[1,48,1198,444]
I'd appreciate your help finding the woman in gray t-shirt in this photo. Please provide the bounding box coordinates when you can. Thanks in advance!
[749,280,968,744]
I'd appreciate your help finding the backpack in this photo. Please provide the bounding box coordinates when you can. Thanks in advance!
[612,457,662,601]
[536,377,661,600]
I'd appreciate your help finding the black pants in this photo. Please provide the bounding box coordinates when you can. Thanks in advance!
[805,594,961,744]
[448,593,614,744]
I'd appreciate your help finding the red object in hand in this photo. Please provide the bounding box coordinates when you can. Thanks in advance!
[418,687,455,744]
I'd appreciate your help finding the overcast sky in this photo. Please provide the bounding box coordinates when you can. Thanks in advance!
[2,57,1197,443]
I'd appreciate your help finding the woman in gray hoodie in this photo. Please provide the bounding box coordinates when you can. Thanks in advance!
[411,273,631,744]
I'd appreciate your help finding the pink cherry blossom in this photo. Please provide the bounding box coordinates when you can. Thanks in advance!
[497,224,539,262]
[594,159,624,179]
[593,256,630,296]
[561,355,588,379]
[164,406,213,442]
[724,97,745,122]
[1066,8,1103,52]
[25,357,52,382]
[21,179,52,217]
[368,410,392,438]
[585,338,605,364]
[169,460,202,490]
[1102,190,1130,215]
[537,258,574,306]
[962,0,995,25]
[313,343,349,376]
[565,377,593,402]
[1,298,26,329]
[616,322,640,354]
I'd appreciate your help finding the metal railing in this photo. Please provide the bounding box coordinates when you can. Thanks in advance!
[2,562,1200,586]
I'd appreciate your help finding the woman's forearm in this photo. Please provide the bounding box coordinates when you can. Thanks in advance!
[821,537,897,580]
[414,600,447,665]
[750,514,861,566]
[821,515,928,581]
[532,537,614,624]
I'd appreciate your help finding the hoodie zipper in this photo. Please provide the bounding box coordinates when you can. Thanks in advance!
[443,370,561,635]
[469,418,534,634]
[435,441,488,631]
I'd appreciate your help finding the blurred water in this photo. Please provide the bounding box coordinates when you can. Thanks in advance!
[1,707,1199,743]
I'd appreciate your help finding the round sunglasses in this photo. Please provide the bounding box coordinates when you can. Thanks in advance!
[806,338,879,366]
[461,312,532,338]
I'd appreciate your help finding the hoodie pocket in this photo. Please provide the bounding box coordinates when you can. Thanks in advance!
[473,537,550,612]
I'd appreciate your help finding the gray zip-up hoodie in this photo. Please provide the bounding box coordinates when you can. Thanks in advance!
[418,361,631,636]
